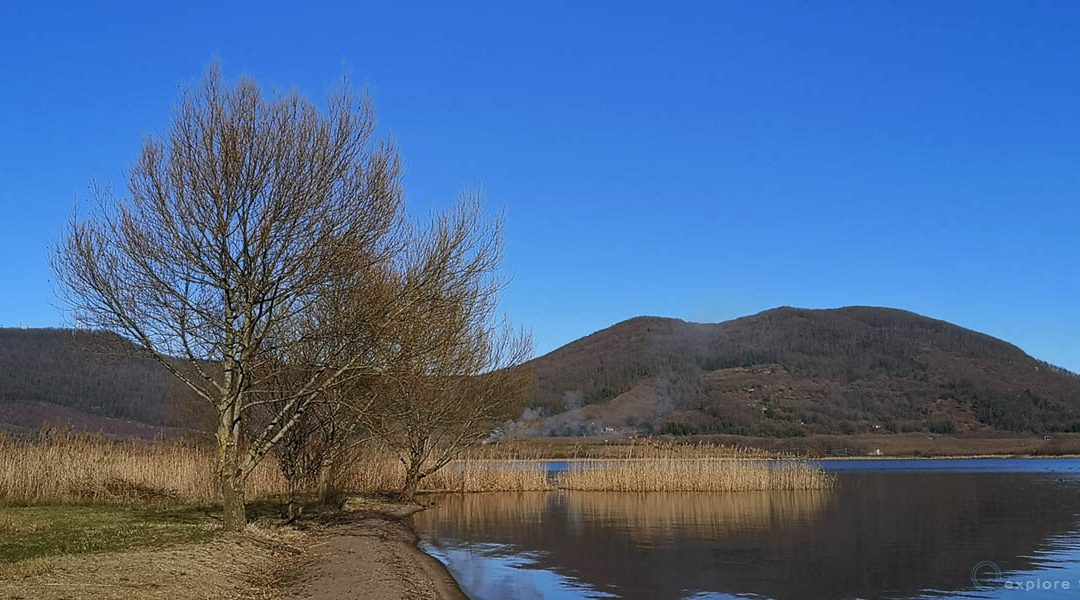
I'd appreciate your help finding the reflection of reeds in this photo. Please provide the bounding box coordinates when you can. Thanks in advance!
[567,489,833,540]
[413,488,834,542]
[412,491,554,530]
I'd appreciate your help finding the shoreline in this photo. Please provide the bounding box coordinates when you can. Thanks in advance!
[283,498,466,600]
[815,454,1080,460]
[0,499,467,600]
[458,453,1080,463]
[487,433,1080,460]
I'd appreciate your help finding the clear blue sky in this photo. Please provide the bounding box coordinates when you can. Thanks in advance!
[1,1,1078,370]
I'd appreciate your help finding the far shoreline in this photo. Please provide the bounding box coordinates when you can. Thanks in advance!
[815,454,1080,460]
[495,432,1080,459]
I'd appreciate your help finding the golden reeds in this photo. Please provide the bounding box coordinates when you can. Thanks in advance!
[0,433,830,505]
[333,444,553,493]
[424,460,553,492]
[554,444,833,492]
[0,433,551,503]
[0,431,283,504]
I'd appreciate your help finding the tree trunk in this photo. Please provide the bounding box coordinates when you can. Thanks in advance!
[316,454,339,507]
[401,464,422,502]
[217,405,247,531]
[286,478,301,523]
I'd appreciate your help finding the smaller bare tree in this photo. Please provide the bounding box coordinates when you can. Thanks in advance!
[363,198,532,500]
[265,382,372,518]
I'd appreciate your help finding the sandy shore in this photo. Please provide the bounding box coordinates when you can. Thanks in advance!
[285,498,464,600]
[0,499,464,600]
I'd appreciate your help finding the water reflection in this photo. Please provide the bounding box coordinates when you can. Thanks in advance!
[568,489,833,543]
[414,466,1080,599]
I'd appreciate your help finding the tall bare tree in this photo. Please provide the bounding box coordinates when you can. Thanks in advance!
[53,66,404,530]
[364,199,532,500]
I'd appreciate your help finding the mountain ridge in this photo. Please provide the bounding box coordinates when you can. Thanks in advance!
[517,306,1080,436]
[2,306,1079,439]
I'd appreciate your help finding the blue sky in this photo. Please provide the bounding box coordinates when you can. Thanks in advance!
[1,1,1078,369]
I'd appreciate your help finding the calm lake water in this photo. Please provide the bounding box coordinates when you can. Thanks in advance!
[412,459,1080,600]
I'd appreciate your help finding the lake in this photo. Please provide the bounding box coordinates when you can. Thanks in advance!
[412,459,1080,599]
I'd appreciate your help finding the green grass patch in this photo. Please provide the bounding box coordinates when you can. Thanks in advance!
[0,503,220,563]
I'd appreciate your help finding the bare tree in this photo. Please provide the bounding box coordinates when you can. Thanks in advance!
[266,391,321,522]
[53,66,404,530]
[263,376,371,518]
[363,199,532,500]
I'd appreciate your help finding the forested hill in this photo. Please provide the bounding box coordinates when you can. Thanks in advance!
[5,307,1080,440]
[520,306,1080,436]
[0,328,212,437]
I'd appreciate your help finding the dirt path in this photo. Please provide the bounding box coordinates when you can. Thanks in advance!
[284,515,464,600]
[0,499,463,600]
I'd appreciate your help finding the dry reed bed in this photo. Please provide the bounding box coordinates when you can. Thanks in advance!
[0,434,830,504]
[0,432,284,504]
[553,444,833,492]
[556,458,833,492]
[0,433,551,503]
[423,460,552,492]
[332,450,553,494]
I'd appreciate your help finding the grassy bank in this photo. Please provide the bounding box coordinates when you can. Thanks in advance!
[0,504,216,565]
[0,504,313,600]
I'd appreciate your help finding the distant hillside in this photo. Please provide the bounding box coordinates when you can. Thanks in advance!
[0,328,212,437]
[518,307,1080,436]
[5,307,1080,440]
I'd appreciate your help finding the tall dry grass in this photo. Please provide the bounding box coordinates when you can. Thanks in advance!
[334,445,552,493]
[0,431,285,504]
[554,444,833,492]
[0,433,829,505]
[424,460,553,492]
[0,432,550,504]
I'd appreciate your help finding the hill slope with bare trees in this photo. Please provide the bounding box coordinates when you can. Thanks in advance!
[0,328,212,437]
[520,306,1080,436]
[5,306,1080,439]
